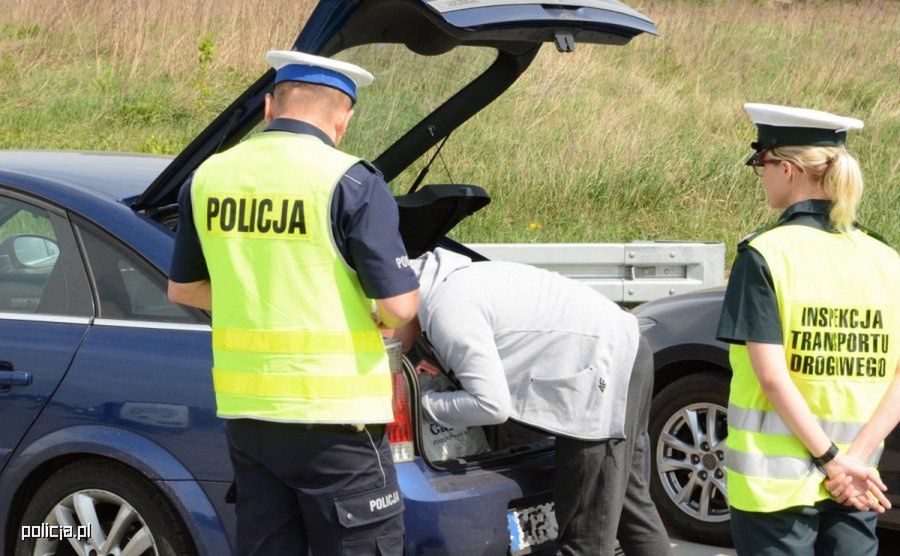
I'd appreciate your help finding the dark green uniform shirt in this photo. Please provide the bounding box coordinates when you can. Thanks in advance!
[716,200,838,345]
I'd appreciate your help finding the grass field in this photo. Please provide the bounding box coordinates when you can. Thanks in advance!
[1,0,897,264]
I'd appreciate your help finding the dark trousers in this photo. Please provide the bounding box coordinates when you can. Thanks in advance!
[731,499,878,556]
[225,419,404,556]
[554,337,671,556]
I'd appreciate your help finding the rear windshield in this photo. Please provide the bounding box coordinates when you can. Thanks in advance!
[333,44,497,163]
[241,45,496,173]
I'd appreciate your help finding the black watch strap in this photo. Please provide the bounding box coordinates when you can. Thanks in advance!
[812,442,839,468]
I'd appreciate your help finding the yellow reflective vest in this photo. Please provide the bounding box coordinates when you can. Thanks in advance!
[191,131,392,423]
[726,224,899,512]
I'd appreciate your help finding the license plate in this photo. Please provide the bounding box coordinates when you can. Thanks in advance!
[507,501,558,555]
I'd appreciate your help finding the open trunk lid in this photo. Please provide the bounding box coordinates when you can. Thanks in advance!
[425,0,656,41]
[133,0,656,213]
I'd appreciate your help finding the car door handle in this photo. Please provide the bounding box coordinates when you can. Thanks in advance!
[0,370,32,387]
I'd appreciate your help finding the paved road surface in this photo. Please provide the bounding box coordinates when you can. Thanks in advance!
[670,536,734,556]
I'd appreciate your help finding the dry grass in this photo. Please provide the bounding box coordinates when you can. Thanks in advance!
[1,0,897,261]
[3,0,314,76]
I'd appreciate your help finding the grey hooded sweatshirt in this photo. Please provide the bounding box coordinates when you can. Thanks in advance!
[411,248,639,441]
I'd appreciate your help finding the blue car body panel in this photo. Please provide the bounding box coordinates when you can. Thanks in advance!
[294,0,359,53]
[0,151,170,203]
[397,455,554,553]
[52,325,224,480]
[0,320,88,470]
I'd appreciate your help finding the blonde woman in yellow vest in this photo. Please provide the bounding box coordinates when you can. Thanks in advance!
[716,104,899,555]
[167,51,419,555]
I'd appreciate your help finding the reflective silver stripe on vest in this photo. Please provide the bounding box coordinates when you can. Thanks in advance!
[726,450,821,480]
[728,403,865,444]
[727,447,884,480]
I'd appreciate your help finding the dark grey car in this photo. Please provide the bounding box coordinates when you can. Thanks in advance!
[632,288,900,546]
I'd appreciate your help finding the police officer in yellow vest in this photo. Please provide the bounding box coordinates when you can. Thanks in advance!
[717,104,899,555]
[168,51,420,555]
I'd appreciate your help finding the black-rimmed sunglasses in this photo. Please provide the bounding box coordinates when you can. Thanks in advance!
[748,157,782,177]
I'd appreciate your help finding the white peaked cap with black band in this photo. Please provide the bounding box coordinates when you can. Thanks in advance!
[744,103,863,164]
[265,51,374,104]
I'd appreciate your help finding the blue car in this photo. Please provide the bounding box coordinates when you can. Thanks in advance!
[0,1,657,554]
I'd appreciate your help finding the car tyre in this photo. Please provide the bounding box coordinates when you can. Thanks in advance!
[15,458,194,556]
[649,370,733,547]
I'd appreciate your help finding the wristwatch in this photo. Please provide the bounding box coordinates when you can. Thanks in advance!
[812,442,839,471]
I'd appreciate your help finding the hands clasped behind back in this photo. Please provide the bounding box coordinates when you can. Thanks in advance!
[823,452,891,513]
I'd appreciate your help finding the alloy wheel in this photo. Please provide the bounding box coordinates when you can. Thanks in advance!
[655,402,730,523]
[32,489,158,556]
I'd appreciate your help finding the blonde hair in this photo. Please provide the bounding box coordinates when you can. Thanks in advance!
[768,145,864,233]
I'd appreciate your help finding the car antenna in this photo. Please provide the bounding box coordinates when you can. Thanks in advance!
[408,125,450,195]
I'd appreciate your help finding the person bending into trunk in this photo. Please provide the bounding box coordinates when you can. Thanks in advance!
[390,247,670,556]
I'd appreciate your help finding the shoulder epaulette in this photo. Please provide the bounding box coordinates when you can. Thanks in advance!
[342,160,384,188]
[737,220,783,252]
[855,223,893,249]
[357,160,384,178]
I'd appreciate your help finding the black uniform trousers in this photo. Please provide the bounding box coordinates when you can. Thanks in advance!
[554,337,672,556]
[730,499,878,556]
[225,420,404,555]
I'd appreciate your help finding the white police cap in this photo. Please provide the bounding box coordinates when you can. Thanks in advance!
[265,51,374,103]
[744,103,863,162]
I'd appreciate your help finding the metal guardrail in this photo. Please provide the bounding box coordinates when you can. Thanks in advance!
[466,242,725,304]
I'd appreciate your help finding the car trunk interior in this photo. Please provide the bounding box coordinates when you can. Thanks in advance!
[395,184,490,258]
[402,338,555,471]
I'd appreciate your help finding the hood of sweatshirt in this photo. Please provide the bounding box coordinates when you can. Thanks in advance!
[409,247,474,324]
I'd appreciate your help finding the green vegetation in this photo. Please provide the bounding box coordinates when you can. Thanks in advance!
[0,210,54,243]
[1,0,897,265]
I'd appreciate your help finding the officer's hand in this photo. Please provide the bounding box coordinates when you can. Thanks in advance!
[829,475,891,513]
[823,454,875,511]
[864,475,892,512]
[826,474,859,508]
[825,474,867,511]
[824,455,890,513]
